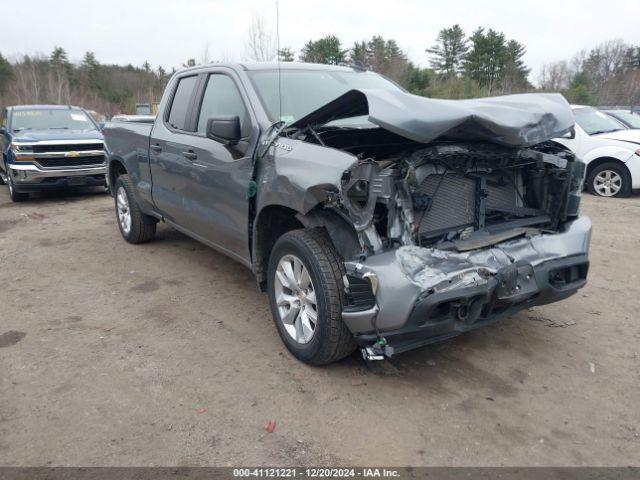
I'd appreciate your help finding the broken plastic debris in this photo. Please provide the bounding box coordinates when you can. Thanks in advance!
[264,420,276,433]
[196,408,207,414]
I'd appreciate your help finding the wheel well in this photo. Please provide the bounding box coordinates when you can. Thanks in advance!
[586,157,630,180]
[253,205,362,292]
[108,160,127,194]
[253,205,305,291]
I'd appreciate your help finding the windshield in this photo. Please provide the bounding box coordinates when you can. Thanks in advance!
[574,107,625,135]
[247,69,402,125]
[610,111,640,129]
[11,109,96,132]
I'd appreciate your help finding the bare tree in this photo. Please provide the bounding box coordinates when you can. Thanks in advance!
[539,60,572,91]
[245,13,276,61]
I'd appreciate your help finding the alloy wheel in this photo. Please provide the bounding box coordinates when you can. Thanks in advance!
[273,254,318,344]
[116,186,132,234]
[593,170,622,197]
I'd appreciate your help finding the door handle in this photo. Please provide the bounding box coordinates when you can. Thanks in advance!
[182,150,197,160]
[151,144,162,152]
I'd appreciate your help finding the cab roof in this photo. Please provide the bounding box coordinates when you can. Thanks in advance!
[178,61,365,75]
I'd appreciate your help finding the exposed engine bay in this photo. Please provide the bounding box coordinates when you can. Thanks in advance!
[294,126,584,257]
[277,89,590,357]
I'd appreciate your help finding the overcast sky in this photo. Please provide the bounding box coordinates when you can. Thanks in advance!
[3,0,640,84]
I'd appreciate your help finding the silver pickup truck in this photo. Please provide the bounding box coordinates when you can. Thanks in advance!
[103,62,591,365]
[0,105,106,202]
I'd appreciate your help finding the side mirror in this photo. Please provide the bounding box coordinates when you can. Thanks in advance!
[206,116,241,145]
[98,122,105,131]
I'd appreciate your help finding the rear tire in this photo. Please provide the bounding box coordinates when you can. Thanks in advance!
[267,228,356,365]
[114,174,157,243]
[7,177,28,202]
[586,162,631,198]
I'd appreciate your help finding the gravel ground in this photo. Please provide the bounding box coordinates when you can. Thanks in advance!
[0,187,639,466]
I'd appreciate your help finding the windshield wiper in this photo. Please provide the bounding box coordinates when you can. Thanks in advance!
[47,127,70,130]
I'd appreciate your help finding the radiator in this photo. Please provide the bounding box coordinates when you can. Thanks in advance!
[417,172,519,238]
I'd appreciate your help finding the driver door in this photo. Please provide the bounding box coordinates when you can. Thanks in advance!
[173,70,258,263]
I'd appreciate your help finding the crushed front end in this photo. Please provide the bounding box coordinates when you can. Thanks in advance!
[284,90,591,357]
[336,142,591,355]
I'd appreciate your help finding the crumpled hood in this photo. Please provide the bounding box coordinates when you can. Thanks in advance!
[12,129,103,143]
[289,89,575,147]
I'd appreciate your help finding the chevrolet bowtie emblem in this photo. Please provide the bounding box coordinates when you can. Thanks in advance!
[65,151,79,157]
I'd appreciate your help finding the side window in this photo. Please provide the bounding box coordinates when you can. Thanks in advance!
[197,74,247,135]
[167,75,198,131]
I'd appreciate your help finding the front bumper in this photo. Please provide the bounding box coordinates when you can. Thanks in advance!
[342,216,592,354]
[8,163,106,191]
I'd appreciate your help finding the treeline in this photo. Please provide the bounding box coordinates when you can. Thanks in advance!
[0,47,170,117]
[278,26,639,106]
[538,39,640,106]
[1,25,639,117]
[284,26,531,98]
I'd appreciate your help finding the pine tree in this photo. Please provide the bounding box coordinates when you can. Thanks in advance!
[299,35,347,65]
[350,41,368,67]
[464,28,509,94]
[426,25,468,76]
[502,40,531,91]
[81,51,100,90]
[49,46,73,103]
[50,46,71,73]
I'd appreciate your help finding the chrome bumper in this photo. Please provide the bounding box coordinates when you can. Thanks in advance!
[8,163,106,184]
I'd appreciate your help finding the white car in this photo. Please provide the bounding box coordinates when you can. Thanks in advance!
[554,105,640,197]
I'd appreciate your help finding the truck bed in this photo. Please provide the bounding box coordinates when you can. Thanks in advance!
[103,121,152,162]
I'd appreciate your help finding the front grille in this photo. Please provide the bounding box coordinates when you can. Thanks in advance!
[32,143,103,153]
[37,155,105,168]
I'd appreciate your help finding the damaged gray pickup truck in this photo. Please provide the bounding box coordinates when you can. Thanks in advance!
[104,63,591,365]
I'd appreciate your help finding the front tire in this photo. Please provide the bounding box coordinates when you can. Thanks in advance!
[7,177,28,202]
[114,174,157,243]
[586,162,631,198]
[267,229,356,365]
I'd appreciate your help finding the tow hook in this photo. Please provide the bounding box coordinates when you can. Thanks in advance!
[361,338,394,361]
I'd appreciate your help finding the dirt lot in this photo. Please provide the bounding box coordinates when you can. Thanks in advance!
[0,187,639,466]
